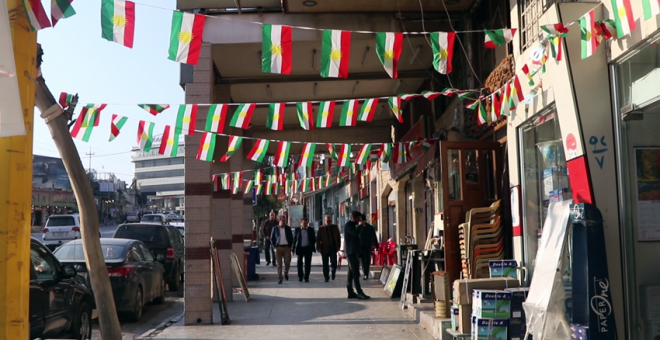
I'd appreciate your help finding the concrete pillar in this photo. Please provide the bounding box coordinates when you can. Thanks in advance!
[394,177,408,248]
[412,175,426,247]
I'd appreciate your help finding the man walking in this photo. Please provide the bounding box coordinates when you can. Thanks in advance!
[260,211,278,266]
[344,211,370,300]
[316,215,341,282]
[270,215,293,284]
[359,214,378,280]
[292,217,316,282]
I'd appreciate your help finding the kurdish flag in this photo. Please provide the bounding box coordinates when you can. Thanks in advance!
[265,181,273,195]
[298,143,316,167]
[508,76,524,110]
[500,81,510,117]
[325,174,331,187]
[205,104,228,133]
[358,98,379,122]
[490,90,502,121]
[232,172,242,194]
[51,0,76,26]
[375,32,403,78]
[326,143,338,161]
[212,175,220,192]
[255,184,264,195]
[337,144,351,167]
[393,143,408,164]
[168,11,205,65]
[138,104,170,115]
[477,102,488,125]
[137,121,155,151]
[642,0,660,20]
[484,29,516,48]
[247,139,269,162]
[388,97,403,123]
[316,101,335,128]
[229,103,256,129]
[580,10,598,59]
[296,102,315,130]
[244,180,254,195]
[355,144,371,165]
[220,173,230,190]
[59,92,74,108]
[22,0,51,31]
[101,0,135,48]
[254,169,263,184]
[158,125,179,157]
[339,100,359,126]
[71,105,104,142]
[611,0,636,38]
[273,141,291,167]
[262,24,292,74]
[399,93,422,101]
[196,132,216,161]
[267,103,285,130]
[321,30,351,78]
[422,91,443,100]
[541,23,570,36]
[430,32,455,74]
[175,104,198,135]
[109,114,128,142]
[220,136,243,162]
[522,64,534,86]
[301,179,309,193]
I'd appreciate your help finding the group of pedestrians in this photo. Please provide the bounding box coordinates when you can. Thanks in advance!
[259,210,378,300]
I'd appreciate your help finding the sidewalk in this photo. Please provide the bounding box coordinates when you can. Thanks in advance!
[151,253,433,340]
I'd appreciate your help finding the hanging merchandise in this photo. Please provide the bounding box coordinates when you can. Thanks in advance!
[247,139,269,162]
[273,141,291,167]
[337,144,351,167]
[168,11,205,65]
[430,32,455,74]
[298,143,316,167]
[212,174,220,192]
[71,104,106,142]
[137,120,155,151]
[229,103,255,129]
[484,29,516,48]
[610,0,636,38]
[358,98,379,122]
[339,99,359,126]
[388,97,403,123]
[244,180,254,195]
[51,0,76,26]
[220,136,243,162]
[22,0,51,31]
[220,173,230,190]
[296,102,315,130]
[158,125,179,157]
[355,144,371,165]
[266,103,285,130]
[101,0,134,48]
[138,104,170,115]
[109,114,128,141]
[261,24,292,74]
[316,101,335,128]
[205,104,228,134]
[232,172,242,194]
[175,104,198,135]
[375,32,403,79]
[196,132,216,161]
[321,30,351,78]
[579,10,599,59]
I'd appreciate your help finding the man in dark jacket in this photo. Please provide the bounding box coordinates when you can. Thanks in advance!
[270,215,294,284]
[344,211,370,300]
[292,217,316,282]
[359,214,378,280]
[260,211,278,266]
[316,215,341,282]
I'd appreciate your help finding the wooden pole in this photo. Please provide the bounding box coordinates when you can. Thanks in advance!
[35,75,122,340]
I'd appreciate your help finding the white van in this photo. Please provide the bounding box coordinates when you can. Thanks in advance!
[42,214,81,250]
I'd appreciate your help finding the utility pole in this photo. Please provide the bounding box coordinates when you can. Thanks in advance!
[86,147,94,172]
[0,1,36,339]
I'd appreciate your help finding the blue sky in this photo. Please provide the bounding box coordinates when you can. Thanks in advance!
[35,0,184,182]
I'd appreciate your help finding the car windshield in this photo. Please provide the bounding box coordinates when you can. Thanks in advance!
[46,216,75,227]
[54,244,126,261]
[141,215,162,222]
[115,226,168,245]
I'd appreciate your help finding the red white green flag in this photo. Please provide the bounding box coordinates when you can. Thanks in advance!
[477,102,488,125]
[508,76,524,110]
[422,91,443,100]
[484,29,516,48]
[109,114,128,142]
[316,101,335,128]
[339,100,359,126]
[337,144,351,167]
[138,104,170,116]
[196,132,216,161]
[22,0,51,31]
[267,103,285,130]
[220,136,243,162]
[175,104,198,135]
[541,23,570,36]
[262,24,292,74]
[393,143,408,164]
[325,174,331,187]
[265,181,273,195]
[229,103,255,129]
[580,10,598,59]
[298,143,316,167]
[375,32,403,78]
[296,102,315,130]
[168,11,205,65]
[500,81,510,117]
[522,64,534,86]
[244,180,254,195]
[232,172,243,194]
[399,93,422,101]
[255,184,264,195]
[71,105,105,142]
[273,141,291,167]
[51,0,76,26]
[355,144,371,165]
[642,0,660,19]
[430,32,455,74]
[101,0,135,48]
[158,125,180,157]
[321,30,351,78]
[388,97,403,123]
[59,92,74,108]
[379,143,391,163]
[220,173,230,190]
[358,98,379,122]
[205,104,228,133]
[490,90,502,121]
[137,120,155,151]
[301,179,309,192]
[598,20,617,40]
[247,139,269,162]
[611,0,636,38]
[212,175,220,192]
[254,169,264,184]
[326,143,338,161]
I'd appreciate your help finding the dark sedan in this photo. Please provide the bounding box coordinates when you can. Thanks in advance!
[30,238,93,340]
[53,238,166,321]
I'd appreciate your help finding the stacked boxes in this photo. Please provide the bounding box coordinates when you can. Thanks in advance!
[488,260,518,279]
[452,278,519,334]
[505,287,529,340]
[472,290,511,318]
[451,306,460,331]
[471,317,508,340]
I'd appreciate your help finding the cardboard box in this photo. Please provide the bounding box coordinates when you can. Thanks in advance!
[433,271,450,301]
[456,304,472,334]
[640,286,660,320]
[505,287,529,319]
[453,277,520,305]
[489,260,518,279]
[644,320,660,340]
[508,317,526,340]
[473,318,508,340]
[450,306,459,331]
[472,290,511,318]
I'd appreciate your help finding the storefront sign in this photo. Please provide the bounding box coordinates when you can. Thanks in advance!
[633,147,660,241]
[32,191,76,208]
[390,120,426,178]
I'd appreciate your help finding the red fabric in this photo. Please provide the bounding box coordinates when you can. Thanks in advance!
[567,156,593,204]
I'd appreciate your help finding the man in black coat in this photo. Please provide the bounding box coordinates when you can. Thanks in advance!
[292,217,316,282]
[359,214,378,280]
[344,211,370,300]
[270,215,294,284]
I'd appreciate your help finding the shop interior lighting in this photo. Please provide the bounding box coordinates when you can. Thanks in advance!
[361,46,370,67]
[410,45,422,65]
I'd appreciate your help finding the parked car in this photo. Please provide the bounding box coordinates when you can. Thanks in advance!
[113,223,184,291]
[126,213,139,222]
[42,214,81,251]
[29,237,93,340]
[53,238,165,321]
[166,212,182,222]
[140,214,168,224]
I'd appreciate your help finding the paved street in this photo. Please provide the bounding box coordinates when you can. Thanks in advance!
[147,253,432,340]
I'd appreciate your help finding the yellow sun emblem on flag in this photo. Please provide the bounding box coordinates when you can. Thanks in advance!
[257,147,263,153]
[330,49,342,61]
[363,107,370,113]
[273,113,280,120]
[437,48,448,60]
[202,144,210,150]
[302,112,309,119]
[141,133,149,140]
[183,117,191,123]
[179,30,193,44]
[347,110,353,117]
[384,50,394,60]
[113,15,127,27]
[212,115,220,122]
[271,44,283,55]
[618,7,627,18]
[586,30,592,41]
[167,139,174,146]
[322,111,329,118]
[239,111,247,118]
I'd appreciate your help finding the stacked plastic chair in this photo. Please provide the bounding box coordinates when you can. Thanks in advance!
[458,200,501,279]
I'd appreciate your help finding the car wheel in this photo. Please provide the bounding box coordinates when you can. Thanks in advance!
[153,278,166,304]
[72,301,92,340]
[127,287,143,321]
[168,268,180,292]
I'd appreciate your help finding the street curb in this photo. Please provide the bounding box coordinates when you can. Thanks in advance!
[135,312,184,339]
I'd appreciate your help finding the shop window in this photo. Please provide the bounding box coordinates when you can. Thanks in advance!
[519,0,556,50]
[447,149,461,200]
[615,36,660,111]
[465,149,479,184]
